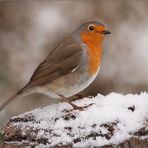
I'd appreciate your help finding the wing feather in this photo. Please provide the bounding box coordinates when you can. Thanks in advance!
[25,35,82,88]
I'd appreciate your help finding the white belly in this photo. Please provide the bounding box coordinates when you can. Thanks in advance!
[61,71,99,98]
[38,67,100,99]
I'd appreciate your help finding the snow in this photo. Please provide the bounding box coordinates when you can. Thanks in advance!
[10,92,148,147]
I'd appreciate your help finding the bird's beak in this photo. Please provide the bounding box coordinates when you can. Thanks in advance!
[101,30,111,35]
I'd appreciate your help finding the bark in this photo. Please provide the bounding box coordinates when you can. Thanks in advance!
[0,95,148,148]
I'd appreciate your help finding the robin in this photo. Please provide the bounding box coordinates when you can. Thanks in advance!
[0,21,110,111]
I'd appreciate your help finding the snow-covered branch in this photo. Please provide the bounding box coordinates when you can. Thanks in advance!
[1,93,148,147]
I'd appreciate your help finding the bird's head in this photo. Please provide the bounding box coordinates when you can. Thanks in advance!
[77,21,111,47]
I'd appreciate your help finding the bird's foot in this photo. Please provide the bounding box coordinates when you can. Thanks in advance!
[69,103,94,111]
[58,94,94,111]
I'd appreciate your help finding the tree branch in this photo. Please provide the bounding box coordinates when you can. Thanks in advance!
[1,93,148,147]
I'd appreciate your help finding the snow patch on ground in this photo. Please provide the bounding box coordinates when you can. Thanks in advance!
[11,92,148,147]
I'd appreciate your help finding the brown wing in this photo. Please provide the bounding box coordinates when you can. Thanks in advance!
[25,35,82,88]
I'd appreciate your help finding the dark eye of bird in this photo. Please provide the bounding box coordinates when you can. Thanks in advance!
[88,25,95,31]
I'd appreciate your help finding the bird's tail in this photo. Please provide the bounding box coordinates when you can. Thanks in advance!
[0,93,19,111]
[0,86,34,111]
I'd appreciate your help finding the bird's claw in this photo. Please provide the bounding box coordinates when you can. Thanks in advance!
[70,103,94,111]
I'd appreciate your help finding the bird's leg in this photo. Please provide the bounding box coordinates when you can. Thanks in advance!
[71,94,85,101]
[71,94,93,101]
[58,94,93,111]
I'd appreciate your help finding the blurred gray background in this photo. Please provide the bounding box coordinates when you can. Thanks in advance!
[0,0,148,127]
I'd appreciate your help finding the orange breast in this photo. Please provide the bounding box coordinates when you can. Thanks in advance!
[80,32,103,75]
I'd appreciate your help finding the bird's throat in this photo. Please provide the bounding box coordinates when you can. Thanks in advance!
[87,44,102,75]
[80,32,103,75]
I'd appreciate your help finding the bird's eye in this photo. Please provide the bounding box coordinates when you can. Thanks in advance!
[88,25,95,31]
